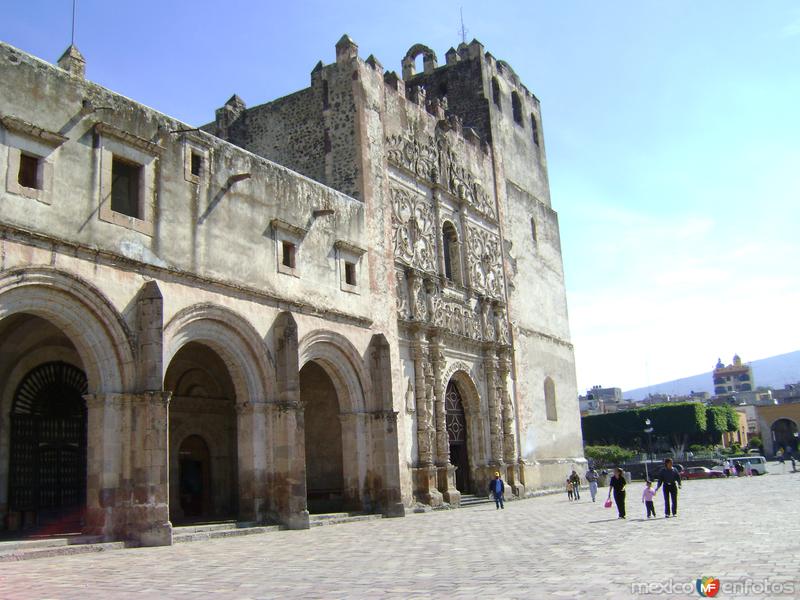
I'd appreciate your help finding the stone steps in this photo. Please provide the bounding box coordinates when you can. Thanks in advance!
[460,494,496,508]
[172,521,281,544]
[0,535,126,562]
[308,512,383,527]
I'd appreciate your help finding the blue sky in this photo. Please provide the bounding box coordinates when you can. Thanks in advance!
[2,1,799,392]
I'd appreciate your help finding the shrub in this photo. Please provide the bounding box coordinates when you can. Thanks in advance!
[584,445,635,468]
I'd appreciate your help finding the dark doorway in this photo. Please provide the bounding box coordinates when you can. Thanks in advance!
[8,361,87,533]
[178,435,211,519]
[446,381,471,493]
[771,419,799,454]
[300,361,344,513]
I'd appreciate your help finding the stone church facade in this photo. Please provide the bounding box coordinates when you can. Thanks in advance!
[0,35,584,545]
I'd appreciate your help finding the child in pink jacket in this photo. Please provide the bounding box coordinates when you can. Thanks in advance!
[642,480,657,518]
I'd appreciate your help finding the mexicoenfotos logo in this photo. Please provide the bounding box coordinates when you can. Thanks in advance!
[696,576,721,597]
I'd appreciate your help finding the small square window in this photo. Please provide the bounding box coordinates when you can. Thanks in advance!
[344,261,357,286]
[190,152,203,177]
[18,153,40,189]
[111,157,141,219]
[281,241,296,269]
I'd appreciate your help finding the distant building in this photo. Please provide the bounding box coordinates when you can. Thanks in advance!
[579,386,622,415]
[713,355,753,395]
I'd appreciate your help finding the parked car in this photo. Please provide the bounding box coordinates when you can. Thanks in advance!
[682,466,725,480]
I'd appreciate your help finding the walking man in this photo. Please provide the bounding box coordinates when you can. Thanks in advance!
[655,458,682,518]
[569,469,581,500]
[489,471,505,510]
[586,467,599,502]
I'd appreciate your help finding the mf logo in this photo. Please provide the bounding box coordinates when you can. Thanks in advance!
[696,577,721,597]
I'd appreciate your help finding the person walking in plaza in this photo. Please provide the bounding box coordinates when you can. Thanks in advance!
[586,467,599,502]
[566,479,574,501]
[489,471,505,510]
[607,467,627,519]
[654,458,682,518]
[569,469,581,500]
[642,480,657,518]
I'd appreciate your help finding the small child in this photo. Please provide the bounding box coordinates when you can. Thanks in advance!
[642,480,656,518]
[566,479,574,501]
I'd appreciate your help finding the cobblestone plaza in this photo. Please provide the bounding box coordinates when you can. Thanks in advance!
[1,469,797,599]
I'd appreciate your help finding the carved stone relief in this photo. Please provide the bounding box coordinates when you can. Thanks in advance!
[386,132,496,220]
[396,270,411,319]
[466,224,504,299]
[391,186,436,274]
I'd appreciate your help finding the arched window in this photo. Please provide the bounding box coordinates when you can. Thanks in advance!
[531,113,539,145]
[544,376,558,421]
[511,91,523,125]
[492,77,501,109]
[442,221,461,285]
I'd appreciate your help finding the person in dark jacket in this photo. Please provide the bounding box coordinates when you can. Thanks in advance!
[606,467,627,519]
[568,470,581,500]
[654,458,682,518]
[488,472,505,509]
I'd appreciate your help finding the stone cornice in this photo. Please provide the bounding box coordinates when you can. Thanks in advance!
[94,122,164,156]
[1,114,68,146]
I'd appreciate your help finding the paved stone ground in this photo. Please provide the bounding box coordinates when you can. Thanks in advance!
[1,469,798,599]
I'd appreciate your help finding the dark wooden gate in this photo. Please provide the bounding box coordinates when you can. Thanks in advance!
[445,381,471,492]
[9,362,87,531]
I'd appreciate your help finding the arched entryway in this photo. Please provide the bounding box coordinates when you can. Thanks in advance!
[446,381,471,493]
[300,361,344,513]
[178,435,211,518]
[771,418,799,454]
[166,342,238,523]
[8,361,87,533]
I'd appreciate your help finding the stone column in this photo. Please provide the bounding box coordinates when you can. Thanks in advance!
[459,200,473,290]
[410,332,442,506]
[236,399,269,523]
[498,351,523,497]
[484,354,503,466]
[430,337,460,505]
[84,393,125,540]
[270,311,309,529]
[84,392,172,546]
[366,334,404,517]
[128,391,172,546]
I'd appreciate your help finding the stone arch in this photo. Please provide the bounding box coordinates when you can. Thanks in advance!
[770,417,799,453]
[443,362,480,409]
[164,304,273,403]
[169,419,235,521]
[0,267,134,393]
[299,330,372,511]
[298,330,370,413]
[402,43,438,79]
[444,364,486,492]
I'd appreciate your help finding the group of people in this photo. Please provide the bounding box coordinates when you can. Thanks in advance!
[489,458,684,518]
[585,458,682,519]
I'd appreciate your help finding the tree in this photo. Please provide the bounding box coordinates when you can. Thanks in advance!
[584,445,634,468]
[581,402,711,458]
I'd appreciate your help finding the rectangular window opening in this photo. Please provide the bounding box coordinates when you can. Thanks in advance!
[281,241,296,269]
[18,153,40,189]
[111,157,141,218]
[190,152,203,177]
[344,261,357,286]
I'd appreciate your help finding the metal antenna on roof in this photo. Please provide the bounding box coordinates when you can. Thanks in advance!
[71,0,77,45]
[459,7,469,45]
